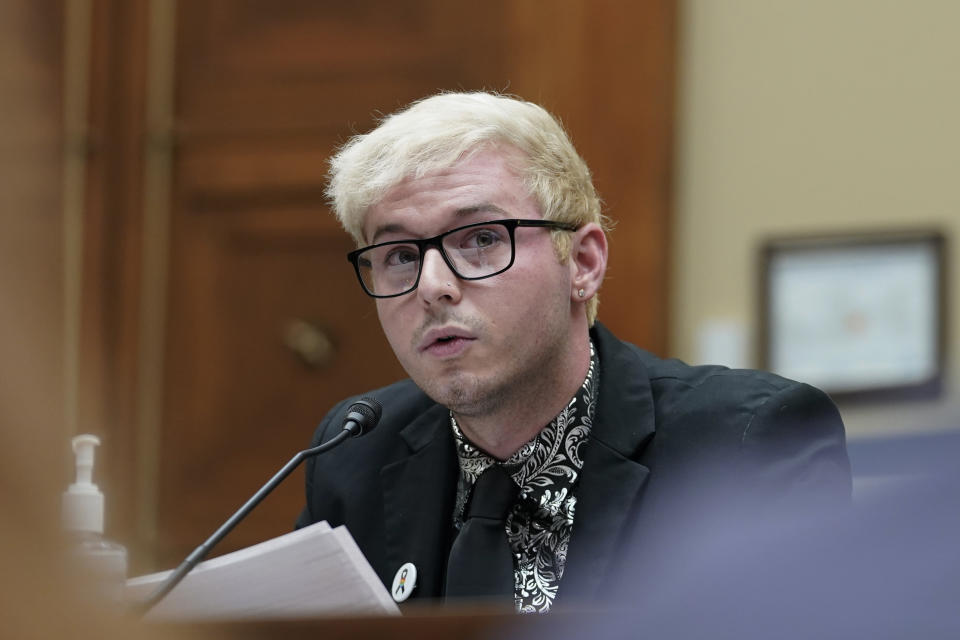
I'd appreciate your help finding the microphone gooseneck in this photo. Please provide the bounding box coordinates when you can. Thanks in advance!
[137,398,383,615]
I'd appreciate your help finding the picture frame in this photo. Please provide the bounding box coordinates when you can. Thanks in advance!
[759,230,947,401]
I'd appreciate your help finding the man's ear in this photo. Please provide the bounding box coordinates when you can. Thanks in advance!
[568,222,608,302]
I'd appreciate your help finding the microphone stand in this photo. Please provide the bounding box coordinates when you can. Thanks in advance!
[137,429,353,615]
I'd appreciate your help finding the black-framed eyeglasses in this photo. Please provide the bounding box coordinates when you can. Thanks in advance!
[346,218,580,298]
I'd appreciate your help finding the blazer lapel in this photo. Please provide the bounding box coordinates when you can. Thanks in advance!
[380,404,458,602]
[559,323,656,603]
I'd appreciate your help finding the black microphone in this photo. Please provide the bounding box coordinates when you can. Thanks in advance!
[341,397,382,437]
[138,397,383,615]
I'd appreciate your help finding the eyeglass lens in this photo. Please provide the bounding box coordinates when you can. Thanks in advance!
[356,222,514,296]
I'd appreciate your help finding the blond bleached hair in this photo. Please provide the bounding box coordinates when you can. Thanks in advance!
[327,91,610,324]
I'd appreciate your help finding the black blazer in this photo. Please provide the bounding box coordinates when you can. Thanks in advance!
[296,323,851,607]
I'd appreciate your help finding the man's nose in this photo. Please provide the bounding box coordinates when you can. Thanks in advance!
[417,247,461,304]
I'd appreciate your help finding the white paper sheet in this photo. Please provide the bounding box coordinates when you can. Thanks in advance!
[127,521,399,620]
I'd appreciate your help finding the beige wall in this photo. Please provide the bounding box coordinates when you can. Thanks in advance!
[673,0,960,438]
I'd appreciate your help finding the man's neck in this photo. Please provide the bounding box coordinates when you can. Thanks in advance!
[453,335,592,461]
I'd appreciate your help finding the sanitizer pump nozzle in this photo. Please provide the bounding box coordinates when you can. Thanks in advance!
[63,434,105,534]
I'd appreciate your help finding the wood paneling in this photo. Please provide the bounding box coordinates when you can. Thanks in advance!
[0,0,66,503]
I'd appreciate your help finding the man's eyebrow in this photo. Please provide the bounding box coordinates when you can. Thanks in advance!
[454,203,509,217]
[369,204,510,244]
[369,223,412,244]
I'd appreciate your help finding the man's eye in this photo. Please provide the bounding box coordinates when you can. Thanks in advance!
[465,229,502,249]
[384,247,419,267]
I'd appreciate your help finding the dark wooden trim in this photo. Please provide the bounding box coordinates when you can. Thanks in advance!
[81,0,152,570]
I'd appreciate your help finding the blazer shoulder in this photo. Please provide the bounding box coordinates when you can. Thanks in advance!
[593,322,793,400]
[639,350,798,410]
[591,323,850,514]
[645,350,790,391]
[591,321,812,443]
[637,349,845,450]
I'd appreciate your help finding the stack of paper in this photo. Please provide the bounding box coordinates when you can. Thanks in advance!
[127,521,399,620]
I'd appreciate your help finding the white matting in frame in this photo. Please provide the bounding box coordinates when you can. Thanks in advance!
[762,232,944,397]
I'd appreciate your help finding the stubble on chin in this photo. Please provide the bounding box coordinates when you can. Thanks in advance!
[417,370,495,417]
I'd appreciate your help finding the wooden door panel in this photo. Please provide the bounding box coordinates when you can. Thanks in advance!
[175,0,511,132]
[177,139,334,213]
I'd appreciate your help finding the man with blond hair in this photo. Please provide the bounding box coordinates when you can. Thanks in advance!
[297,92,850,612]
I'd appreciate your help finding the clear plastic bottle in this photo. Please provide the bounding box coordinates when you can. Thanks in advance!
[62,434,128,604]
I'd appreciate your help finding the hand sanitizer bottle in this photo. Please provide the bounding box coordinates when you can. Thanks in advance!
[62,434,128,603]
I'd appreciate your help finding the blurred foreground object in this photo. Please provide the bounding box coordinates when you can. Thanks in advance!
[0,433,216,640]
[524,431,960,639]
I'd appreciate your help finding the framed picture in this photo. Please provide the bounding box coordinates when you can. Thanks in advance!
[759,230,947,400]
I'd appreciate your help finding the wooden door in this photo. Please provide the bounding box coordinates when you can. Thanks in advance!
[82,0,675,571]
